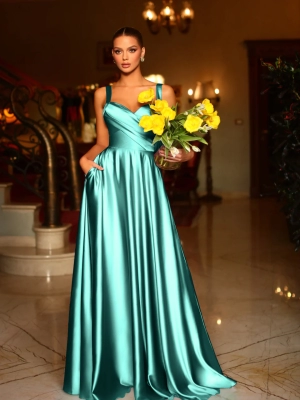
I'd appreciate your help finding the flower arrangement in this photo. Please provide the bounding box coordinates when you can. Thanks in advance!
[137,88,220,169]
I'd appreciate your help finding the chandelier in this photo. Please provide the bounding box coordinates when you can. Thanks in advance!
[142,1,194,34]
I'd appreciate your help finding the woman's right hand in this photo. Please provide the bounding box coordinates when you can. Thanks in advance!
[80,156,104,175]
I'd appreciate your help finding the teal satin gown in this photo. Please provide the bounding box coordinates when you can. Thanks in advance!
[63,84,237,400]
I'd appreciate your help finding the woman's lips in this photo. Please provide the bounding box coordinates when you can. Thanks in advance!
[121,64,131,68]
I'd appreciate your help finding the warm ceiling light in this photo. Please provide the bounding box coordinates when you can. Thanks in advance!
[181,1,194,19]
[143,1,194,34]
[142,2,158,21]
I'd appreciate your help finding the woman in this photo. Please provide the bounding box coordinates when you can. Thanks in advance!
[63,27,237,400]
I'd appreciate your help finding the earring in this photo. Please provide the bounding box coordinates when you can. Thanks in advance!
[140,57,145,62]
[113,59,116,64]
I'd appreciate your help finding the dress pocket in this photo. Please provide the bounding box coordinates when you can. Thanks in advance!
[85,168,94,178]
[84,150,107,178]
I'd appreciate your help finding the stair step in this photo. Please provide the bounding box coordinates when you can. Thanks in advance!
[0,182,75,277]
[0,235,35,247]
[0,245,75,276]
[0,203,41,237]
[2,203,41,210]
[0,183,12,206]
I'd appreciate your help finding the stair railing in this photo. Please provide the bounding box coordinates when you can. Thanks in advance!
[10,85,61,227]
[0,57,83,222]
[37,89,82,210]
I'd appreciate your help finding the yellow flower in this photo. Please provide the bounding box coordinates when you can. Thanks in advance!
[161,107,176,121]
[184,114,202,133]
[138,88,155,103]
[150,99,169,113]
[202,99,214,115]
[206,111,220,129]
[139,115,153,132]
[151,114,165,135]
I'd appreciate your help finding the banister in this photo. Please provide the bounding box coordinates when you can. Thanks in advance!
[38,90,82,210]
[10,86,61,227]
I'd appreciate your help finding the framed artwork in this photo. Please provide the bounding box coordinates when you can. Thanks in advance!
[97,41,115,70]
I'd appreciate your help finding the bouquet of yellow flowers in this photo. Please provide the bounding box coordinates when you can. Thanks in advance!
[137,88,220,169]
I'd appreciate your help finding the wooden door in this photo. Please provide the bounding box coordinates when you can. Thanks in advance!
[246,39,300,197]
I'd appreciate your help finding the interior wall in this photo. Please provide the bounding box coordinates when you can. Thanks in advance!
[1,0,300,195]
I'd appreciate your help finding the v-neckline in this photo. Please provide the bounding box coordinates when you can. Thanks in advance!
[110,84,157,115]
[109,102,149,115]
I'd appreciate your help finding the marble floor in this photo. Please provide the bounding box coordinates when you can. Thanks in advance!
[0,198,299,400]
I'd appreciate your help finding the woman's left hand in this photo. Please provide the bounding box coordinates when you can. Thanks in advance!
[157,146,194,163]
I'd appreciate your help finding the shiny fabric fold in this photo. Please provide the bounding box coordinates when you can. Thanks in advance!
[63,84,237,400]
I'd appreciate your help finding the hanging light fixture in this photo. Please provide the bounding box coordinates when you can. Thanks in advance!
[142,1,194,34]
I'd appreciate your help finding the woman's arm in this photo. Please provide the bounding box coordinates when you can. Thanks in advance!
[156,85,194,163]
[79,87,109,174]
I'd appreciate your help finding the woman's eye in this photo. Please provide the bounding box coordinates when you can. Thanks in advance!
[129,49,137,53]
[114,50,121,55]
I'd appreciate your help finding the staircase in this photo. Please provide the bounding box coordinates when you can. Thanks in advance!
[0,183,74,276]
[0,57,83,276]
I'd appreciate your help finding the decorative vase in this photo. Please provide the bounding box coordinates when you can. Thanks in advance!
[154,153,182,170]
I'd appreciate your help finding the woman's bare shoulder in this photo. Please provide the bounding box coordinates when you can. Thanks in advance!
[94,86,107,107]
[161,84,176,104]
[162,84,175,95]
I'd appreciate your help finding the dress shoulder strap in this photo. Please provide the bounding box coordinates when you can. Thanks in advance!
[156,83,163,100]
[106,85,112,103]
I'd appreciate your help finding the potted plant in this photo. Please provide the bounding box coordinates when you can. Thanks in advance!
[262,55,300,251]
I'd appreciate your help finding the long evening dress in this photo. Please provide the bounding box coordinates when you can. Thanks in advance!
[63,84,237,400]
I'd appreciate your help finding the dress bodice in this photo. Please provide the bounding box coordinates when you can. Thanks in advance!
[103,83,162,153]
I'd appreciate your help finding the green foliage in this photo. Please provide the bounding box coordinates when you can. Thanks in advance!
[156,103,213,156]
[261,55,300,251]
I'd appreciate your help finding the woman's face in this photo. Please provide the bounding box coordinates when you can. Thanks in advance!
[112,35,145,73]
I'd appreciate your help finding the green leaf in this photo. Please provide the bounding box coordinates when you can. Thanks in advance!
[173,128,186,136]
[175,113,187,120]
[170,120,179,129]
[161,135,170,149]
[176,134,199,142]
[152,135,162,144]
[181,142,191,152]
[197,137,208,145]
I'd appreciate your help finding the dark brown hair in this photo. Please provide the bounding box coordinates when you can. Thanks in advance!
[112,27,144,48]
